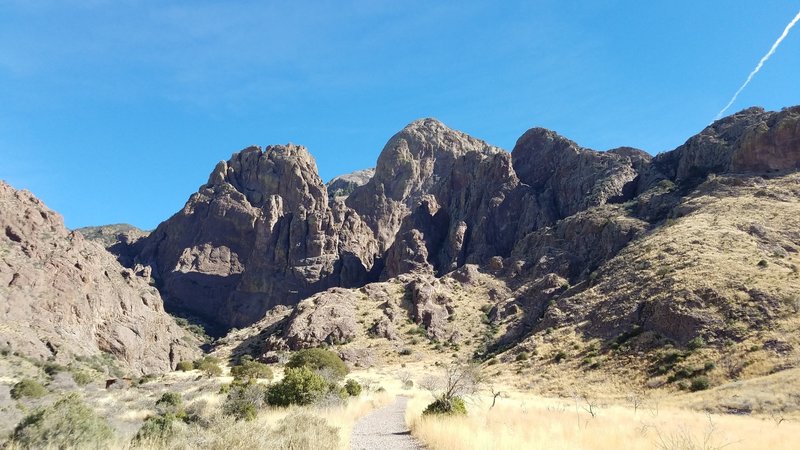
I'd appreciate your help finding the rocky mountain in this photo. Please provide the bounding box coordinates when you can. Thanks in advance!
[124,107,800,342]
[210,106,799,394]
[0,182,199,374]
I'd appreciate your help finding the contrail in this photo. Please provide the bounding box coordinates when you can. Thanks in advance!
[715,9,800,120]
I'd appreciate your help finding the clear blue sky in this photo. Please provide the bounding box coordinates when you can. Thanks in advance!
[2,1,799,230]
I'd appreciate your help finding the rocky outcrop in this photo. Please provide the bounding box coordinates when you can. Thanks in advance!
[0,181,199,374]
[135,145,361,329]
[651,106,800,185]
[282,288,359,349]
[511,128,645,220]
[327,169,374,201]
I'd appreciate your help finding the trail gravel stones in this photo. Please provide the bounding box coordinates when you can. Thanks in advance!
[350,396,424,450]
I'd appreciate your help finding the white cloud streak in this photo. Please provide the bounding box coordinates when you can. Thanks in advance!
[715,9,800,120]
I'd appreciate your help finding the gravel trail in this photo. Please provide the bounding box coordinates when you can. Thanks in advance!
[350,396,425,449]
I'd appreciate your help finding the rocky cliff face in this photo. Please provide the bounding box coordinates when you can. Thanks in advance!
[650,106,800,184]
[128,106,800,341]
[0,182,199,374]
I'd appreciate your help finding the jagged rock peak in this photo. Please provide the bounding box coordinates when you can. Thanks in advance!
[206,143,326,210]
[511,127,643,218]
[368,118,502,200]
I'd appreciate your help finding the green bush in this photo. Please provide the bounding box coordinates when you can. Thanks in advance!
[222,381,268,421]
[687,337,705,351]
[266,367,328,407]
[690,376,710,392]
[176,360,195,372]
[399,348,413,356]
[71,370,94,386]
[422,396,467,416]
[11,378,48,399]
[286,348,348,381]
[43,362,66,376]
[11,393,114,449]
[553,350,567,363]
[195,356,222,377]
[133,414,176,445]
[156,392,184,416]
[344,379,362,397]
[230,359,273,381]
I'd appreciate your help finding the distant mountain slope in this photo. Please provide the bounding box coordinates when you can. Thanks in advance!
[326,168,374,201]
[0,181,199,374]
[76,223,148,249]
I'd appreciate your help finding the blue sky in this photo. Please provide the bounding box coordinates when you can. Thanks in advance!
[1,1,799,229]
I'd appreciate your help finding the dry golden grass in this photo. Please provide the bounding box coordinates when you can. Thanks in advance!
[405,388,800,450]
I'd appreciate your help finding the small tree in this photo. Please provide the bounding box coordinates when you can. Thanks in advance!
[230,358,273,381]
[266,367,329,407]
[285,348,348,381]
[195,356,222,377]
[421,361,483,415]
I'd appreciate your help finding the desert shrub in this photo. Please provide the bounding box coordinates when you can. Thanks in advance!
[230,358,273,381]
[423,396,467,416]
[133,414,177,445]
[515,352,529,362]
[11,393,114,449]
[687,337,705,351]
[267,413,339,450]
[553,350,567,363]
[266,367,328,407]
[399,348,413,356]
[156,392,184,416]
[176,360,195,372]
[70,370,94,386]
[690,376,710,392]
[285,348,348,381]
[43,361,66,376]
[196,356,222,377]
[344,379,362,397]
[11,378,48,399]
[757,259,769,268]
[137,374,157,385]
[223,381,268,421]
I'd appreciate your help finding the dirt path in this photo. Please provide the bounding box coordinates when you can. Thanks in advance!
[350,396,425,450]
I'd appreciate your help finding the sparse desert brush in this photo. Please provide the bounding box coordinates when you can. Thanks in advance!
[223,381,268,420]
[71,369,95,386]
[268,413,339,450]
[10,393,114,449]
[175,360,194,372]
[10,378,48,399]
